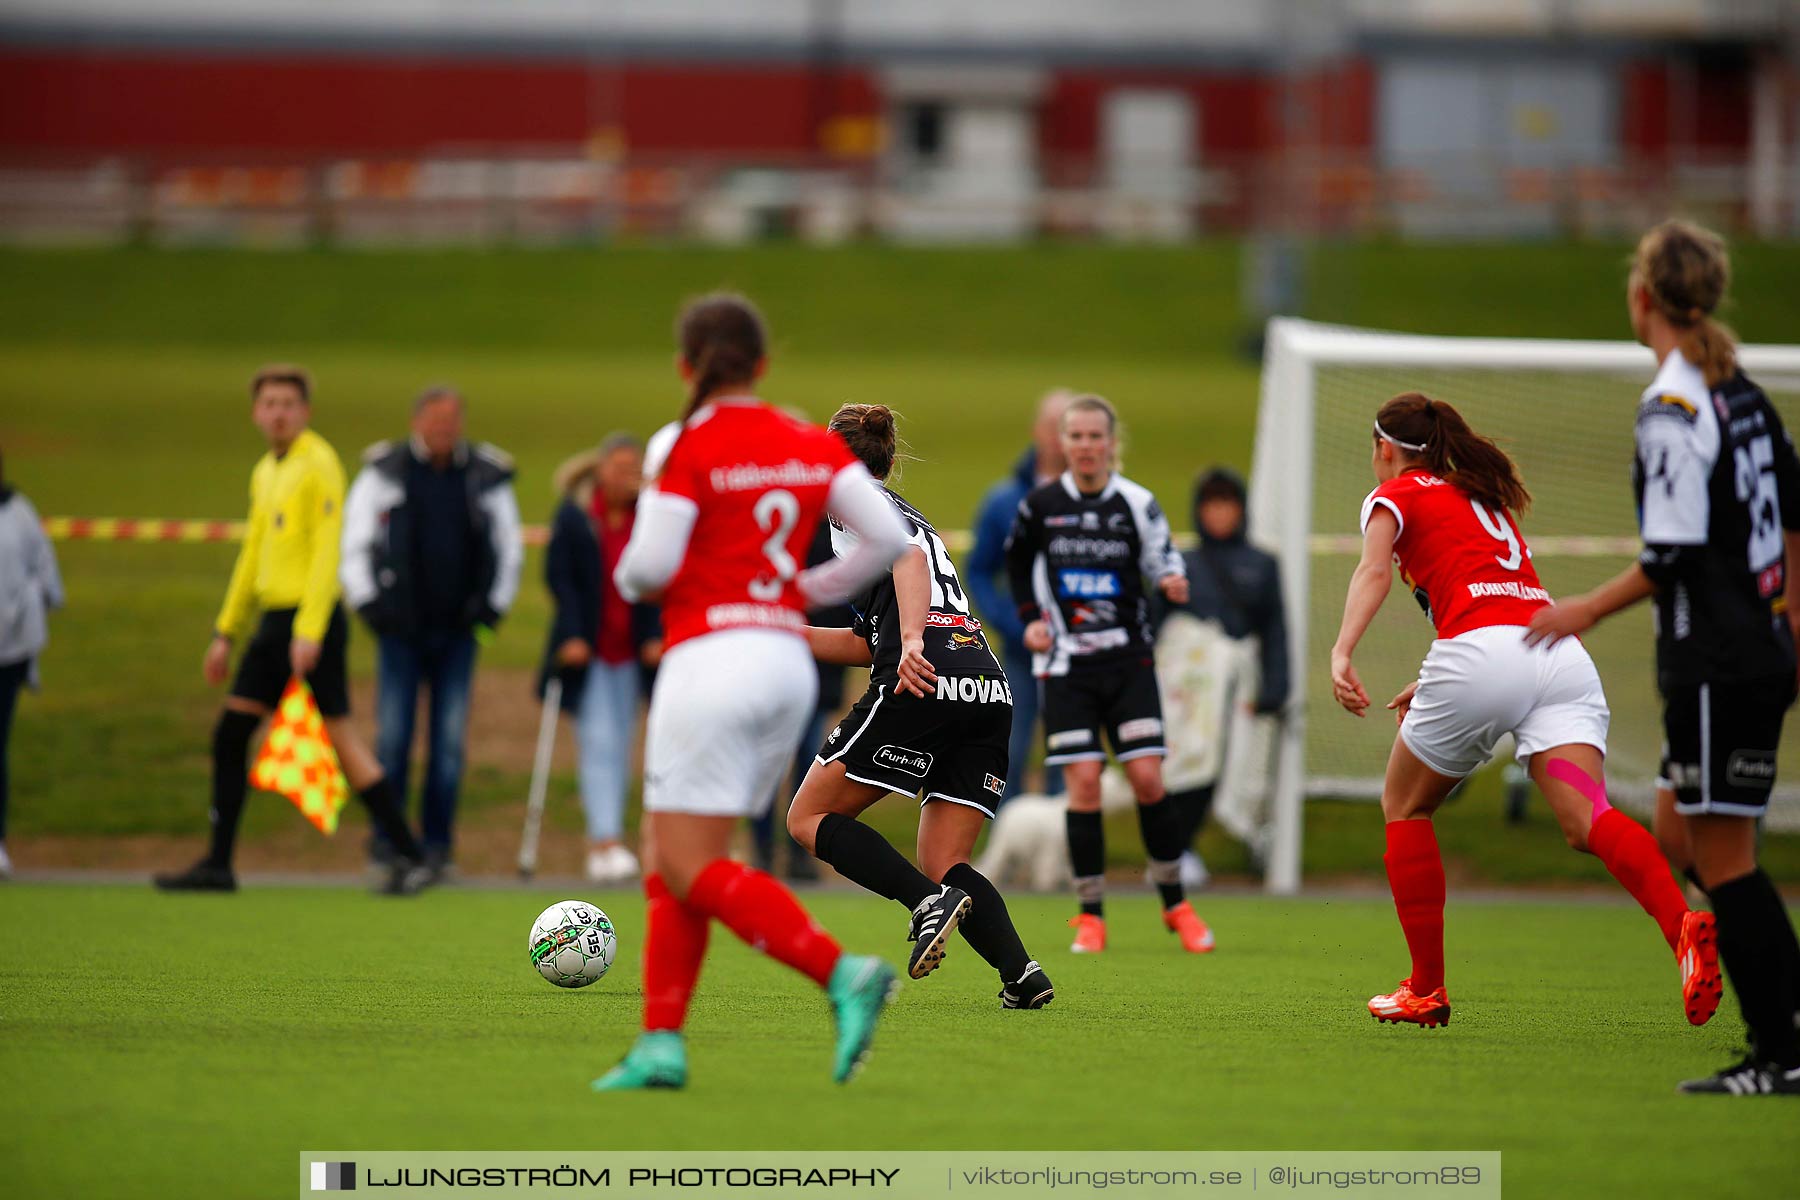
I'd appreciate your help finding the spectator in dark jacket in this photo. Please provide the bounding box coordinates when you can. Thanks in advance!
[539,435,661,884]
[1153,466,1288,884]
[341,386,522,877]
[965,389,1071,801]
[0,448,63,881]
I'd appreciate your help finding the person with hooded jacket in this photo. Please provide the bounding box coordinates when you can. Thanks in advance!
[1152,467,1289,883]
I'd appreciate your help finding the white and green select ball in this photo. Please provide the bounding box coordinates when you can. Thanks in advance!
[529,900,617,988]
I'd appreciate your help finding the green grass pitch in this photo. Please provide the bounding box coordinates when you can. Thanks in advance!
[1,882,1791,1199]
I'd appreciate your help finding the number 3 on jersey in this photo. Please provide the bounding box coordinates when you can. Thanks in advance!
[1470,499,1523,570]
[750,489,800,602]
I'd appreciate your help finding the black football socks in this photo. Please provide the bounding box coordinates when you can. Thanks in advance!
[1136,798,1187,910]
[814,811,937,908]
[1066,808,1106,917]
[1709,868,1800,1067]
[205,709,260,868]
[943,861,1032,981]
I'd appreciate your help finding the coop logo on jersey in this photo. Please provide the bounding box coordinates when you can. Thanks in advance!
[873,745,933,777]
[935,675,1012,704]
[1045,514,1082,528]
[310,1162,356,1191]
[925,612,982,631]
[1057,569,1121,599]
[708,460,833,493]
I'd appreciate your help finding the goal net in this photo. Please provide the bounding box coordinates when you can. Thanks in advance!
[1247,319,1800,893]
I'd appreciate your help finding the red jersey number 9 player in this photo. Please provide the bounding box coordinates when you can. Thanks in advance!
[1330,391,1711,1036]
[594,294,911,1093]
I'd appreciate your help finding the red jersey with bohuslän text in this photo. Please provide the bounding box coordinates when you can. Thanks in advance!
[1359,469,1550,640]
[648,398,859,650]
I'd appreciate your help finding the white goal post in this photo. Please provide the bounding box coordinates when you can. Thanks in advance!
[1248,319,1800,894]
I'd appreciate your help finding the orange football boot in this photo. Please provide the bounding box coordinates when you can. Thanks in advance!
[1068,913,1106,954]
[1676,910,1722,1027]
[1368,980,1451,1028]
[1162,901,1216,953]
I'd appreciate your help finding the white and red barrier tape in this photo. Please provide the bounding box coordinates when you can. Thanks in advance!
[42,519,1642,557]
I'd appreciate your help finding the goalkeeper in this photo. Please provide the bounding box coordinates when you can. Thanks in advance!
[154,365,430,896]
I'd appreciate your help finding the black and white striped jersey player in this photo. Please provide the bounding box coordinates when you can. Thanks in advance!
[1004,466,1187,765]
[817,486,1014,818]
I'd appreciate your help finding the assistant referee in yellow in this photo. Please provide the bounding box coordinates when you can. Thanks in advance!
[155,365,430,895]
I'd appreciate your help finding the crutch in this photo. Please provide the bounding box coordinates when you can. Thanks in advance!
[518,676,562,880]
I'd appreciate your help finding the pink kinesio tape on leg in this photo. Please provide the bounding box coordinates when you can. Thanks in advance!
[1546,758,1612,820]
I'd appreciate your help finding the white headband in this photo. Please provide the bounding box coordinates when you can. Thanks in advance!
[1374,420,1428,454]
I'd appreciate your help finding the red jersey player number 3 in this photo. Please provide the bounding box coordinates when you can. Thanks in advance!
[648,411,864,648]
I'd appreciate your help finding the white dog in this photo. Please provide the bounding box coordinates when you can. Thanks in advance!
[974,768,1137,892]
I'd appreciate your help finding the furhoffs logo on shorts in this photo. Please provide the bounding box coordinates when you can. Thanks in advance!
[311,1162,356,1191]
[872,745,933,777]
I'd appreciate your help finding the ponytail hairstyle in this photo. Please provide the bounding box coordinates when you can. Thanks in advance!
[1374,392,1531,515]
[828,403,902,481]
[676,292,768,420]
[1631,219,1736,388]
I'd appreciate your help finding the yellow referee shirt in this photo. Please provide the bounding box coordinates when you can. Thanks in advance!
[214,429,346,643]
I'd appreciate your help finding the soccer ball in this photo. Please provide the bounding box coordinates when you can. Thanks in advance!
[528,900,617,989]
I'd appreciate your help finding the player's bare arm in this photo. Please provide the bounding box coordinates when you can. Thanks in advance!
[803,625,872,666]
[891,546,938,698]
[1330,505,1397,717]
[1523,562,1655,647]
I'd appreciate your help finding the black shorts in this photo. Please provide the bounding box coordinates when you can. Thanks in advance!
[1661,673,1795,818]
[229,606,351,718]
[817,673,1013,819]
[1042,659,1165,766]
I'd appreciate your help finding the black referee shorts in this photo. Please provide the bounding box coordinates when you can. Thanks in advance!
[1661,672,1796,819]
[229,605,352,718]
[1041,658,1165,766]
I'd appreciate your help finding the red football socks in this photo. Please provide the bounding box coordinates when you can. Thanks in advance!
[685,859,842,987]
[641,873,709,1033]
[1588,808,1687,951]
[1384,818,1447,995]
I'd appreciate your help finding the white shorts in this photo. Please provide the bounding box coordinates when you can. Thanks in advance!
[1399,624,1610,778]
[642,628,816,818]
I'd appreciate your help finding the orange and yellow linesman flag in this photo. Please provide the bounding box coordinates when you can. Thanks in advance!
[250,678,350,834]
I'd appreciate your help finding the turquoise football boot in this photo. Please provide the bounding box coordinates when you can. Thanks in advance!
[827,955,899,1084]
[592,1031,687,1091]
